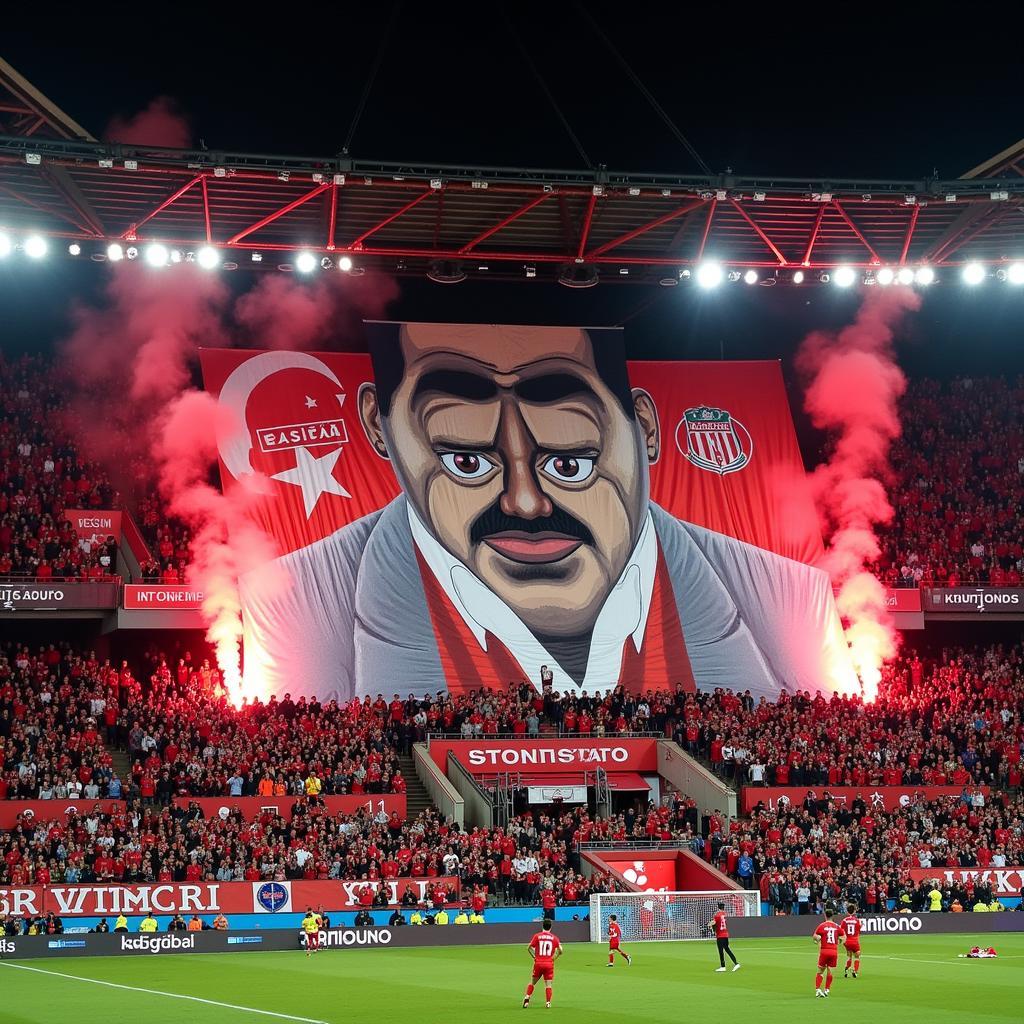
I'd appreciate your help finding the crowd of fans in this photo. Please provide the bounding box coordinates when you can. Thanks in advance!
[0,355,120,581]
[675,643,1023,792]
[877,376,1024,587]
[736,788,1024,915]
[0,793,617,908]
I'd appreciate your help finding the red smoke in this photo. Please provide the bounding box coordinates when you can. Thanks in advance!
[62,261,396,704]
[105,97,192,149]
[797,287,921,700]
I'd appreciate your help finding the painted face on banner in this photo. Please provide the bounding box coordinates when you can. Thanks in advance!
[360,324,659,638]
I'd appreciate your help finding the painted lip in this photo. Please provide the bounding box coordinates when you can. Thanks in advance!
[483,531,584,564]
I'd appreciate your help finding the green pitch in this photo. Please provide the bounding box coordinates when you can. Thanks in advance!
[3,934,1021,1024]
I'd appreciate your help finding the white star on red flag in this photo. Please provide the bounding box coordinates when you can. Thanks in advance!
[272,446,350,518]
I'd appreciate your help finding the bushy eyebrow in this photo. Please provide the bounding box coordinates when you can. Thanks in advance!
[412,369,498,403]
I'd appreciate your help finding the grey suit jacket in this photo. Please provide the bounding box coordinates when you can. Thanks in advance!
[240,496,849,704]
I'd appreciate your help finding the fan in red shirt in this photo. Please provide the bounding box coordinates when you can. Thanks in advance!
[606,914,633,968]
[523,919,562,1009]
[840,903,863,978]
[813,909,841,998]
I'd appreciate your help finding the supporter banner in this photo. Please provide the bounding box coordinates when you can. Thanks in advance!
[63,509,122,546]
[600,857,677,893]
[201,330,852,706]
[0,877,459,918]
[0,799,124,830]
[171,794,406,822]
[729,913,1024,940]
[925,587,1024,615]
[0,921,593,960]
[123,585,205,610]
[740,785,989,815]
[0,581,119,612]
[429,738,658,774]
[527,785,588,804]
[885,588,922,612]
[908,867,1024,899]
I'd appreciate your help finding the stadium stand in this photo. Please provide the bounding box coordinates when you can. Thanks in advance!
[877,376,1024,587]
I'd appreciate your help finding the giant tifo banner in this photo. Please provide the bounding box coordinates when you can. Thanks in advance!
[741,785,989,815]
[0,878,460,918]
[908,867,1024,899]
[200,324,853,704]
[429,738,658,774]
[170,794,405,822]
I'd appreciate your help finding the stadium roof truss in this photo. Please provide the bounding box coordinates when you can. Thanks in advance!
[2,62,1023,285]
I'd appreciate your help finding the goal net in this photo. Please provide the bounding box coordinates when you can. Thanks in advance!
[589,891,760,943]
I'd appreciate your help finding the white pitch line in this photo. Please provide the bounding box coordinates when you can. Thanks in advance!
[0,961,330,1024]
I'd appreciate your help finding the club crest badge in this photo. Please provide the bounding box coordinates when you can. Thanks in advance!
[676,406,753,475]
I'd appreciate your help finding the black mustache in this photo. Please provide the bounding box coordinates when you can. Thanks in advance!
[470,503,595,546]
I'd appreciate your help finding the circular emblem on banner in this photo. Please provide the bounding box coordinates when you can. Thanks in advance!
[675,405,753,475]
[256,882,290,913]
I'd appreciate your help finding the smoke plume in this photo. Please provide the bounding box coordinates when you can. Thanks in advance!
[105,97,193,149]
[62,260,396,704]
[797,286,921,700]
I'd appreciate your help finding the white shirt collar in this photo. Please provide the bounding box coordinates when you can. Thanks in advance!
[407,504,658,696]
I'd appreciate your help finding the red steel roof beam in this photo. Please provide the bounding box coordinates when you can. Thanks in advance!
[800,204,828,266]
[898,205,920,265]
[575,193,598,261]
[122,175,203,240]
[345,190,432,251]
[832,200,881,264]
[458,192,551,254]
[585,198,705,259]
[696,198,717,260]
[225,182,331,246]
[727,198,788,265]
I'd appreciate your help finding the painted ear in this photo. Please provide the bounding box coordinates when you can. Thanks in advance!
[632,388,660,464]
[358,383,389,459]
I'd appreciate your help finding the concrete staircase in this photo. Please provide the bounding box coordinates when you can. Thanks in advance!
[397,754,434,818]
[109,747,133,788]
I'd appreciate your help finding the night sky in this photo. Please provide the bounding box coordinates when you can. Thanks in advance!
[3,8,1023,377]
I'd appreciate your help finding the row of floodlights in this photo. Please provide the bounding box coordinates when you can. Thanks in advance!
[690,262,1024,288]
[3,233,1024,288]
[0,233,356,274]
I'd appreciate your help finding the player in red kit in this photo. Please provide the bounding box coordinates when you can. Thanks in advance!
[813,908,840,998]
[708,901,740,972]
[524,919,562,1008]
[606,914,632,967]
[841,903,862,978]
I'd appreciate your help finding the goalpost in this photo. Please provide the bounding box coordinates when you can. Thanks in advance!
[589,891,760,943]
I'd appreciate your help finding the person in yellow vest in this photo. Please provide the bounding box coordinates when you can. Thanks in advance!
[410,908,424,925]
[453,909,470,925]
[301,908,323,957]
[469,911,485,924]
[304,772,322,797]
[213,913,229,930]
[989,899,1003,912]
[187,915,203,932]
[139,913,159,932]
[435,908,449,925]
[927,886,943,912]
[972,899,989,913]
[114,913,129,932]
